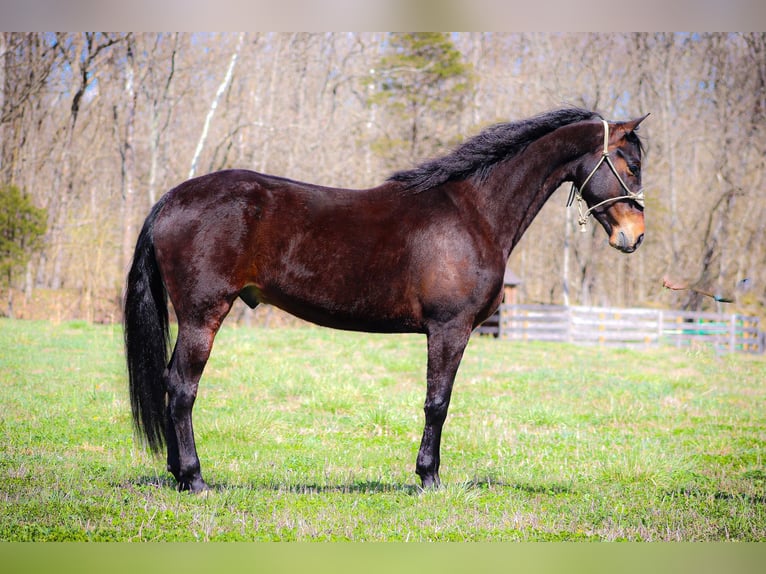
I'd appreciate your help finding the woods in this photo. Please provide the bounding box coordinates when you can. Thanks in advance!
[1,32,764,322]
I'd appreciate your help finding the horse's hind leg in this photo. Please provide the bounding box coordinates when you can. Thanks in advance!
[165,303,233,492]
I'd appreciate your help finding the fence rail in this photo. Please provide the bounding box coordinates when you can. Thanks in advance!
[488,304,763,354]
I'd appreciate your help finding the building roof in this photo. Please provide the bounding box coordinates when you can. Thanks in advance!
[504,269,522,286]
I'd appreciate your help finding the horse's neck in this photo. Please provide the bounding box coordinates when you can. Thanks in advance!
[483,125,595,260]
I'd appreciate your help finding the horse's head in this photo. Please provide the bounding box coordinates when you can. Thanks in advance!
[569,115,649,253]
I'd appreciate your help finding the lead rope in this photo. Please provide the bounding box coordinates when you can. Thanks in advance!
[567,120,645,232]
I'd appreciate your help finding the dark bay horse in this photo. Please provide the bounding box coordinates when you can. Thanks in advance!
[124,108,648,492]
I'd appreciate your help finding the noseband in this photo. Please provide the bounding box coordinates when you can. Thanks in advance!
[566,119,644,232]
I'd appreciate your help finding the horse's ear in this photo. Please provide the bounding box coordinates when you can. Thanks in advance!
[617,113,650,134]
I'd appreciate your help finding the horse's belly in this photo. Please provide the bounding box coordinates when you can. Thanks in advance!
[250,280,423,334]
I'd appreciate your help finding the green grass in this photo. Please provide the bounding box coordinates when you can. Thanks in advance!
[1,318,765,541]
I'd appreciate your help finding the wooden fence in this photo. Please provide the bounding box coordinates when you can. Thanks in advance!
[481,304,764,354]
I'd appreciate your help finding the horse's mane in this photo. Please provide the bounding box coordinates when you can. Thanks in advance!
[388,107,602,193]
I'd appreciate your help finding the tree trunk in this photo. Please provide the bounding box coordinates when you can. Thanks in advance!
[120,35,138,275]
[189,32,245,179]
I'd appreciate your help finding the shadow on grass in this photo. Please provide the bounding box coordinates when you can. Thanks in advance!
[122,474,573,497]
[121,475,180,490]
[120,474,422,495]
[464,475,575,495]
[256,480,422,495]
[666,487,766,505]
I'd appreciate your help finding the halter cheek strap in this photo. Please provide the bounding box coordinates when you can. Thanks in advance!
[567,119,645,232]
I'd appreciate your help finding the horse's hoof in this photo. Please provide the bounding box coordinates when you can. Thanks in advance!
[418,475,441,491]
[177,477,209,493]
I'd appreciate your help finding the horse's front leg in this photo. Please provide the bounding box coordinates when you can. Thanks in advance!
[416,322,472,489]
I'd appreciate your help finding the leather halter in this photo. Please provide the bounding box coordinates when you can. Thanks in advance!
[566,119,644,231]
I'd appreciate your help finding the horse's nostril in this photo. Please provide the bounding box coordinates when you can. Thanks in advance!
[613,230,643,253]
[618,231,628,250]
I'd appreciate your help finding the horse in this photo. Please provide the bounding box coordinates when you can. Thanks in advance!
[124,107,648,492]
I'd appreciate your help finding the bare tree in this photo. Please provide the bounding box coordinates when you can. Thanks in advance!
[4,33,765,322]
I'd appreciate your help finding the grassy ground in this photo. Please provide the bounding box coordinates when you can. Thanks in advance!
[0,318,765,541]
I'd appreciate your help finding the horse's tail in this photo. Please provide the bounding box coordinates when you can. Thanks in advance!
[123,197,170,454]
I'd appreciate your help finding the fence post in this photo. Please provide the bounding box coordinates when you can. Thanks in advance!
[730,314,737,353]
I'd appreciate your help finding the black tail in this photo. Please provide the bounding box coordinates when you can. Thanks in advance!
[123,198,170,453]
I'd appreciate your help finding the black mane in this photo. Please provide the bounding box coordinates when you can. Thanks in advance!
[388,107,601,193]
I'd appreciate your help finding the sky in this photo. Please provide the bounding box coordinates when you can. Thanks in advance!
[1,0,765,32]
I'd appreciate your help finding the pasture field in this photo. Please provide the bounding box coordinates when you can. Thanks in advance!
[0,317,765,541]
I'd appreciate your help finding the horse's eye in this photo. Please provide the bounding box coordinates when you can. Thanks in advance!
[628,164,641,177]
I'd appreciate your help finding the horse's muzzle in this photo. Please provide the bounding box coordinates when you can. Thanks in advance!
[610,229,644,253]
